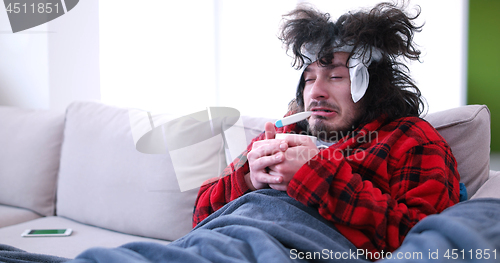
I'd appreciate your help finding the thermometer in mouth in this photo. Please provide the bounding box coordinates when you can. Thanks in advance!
[275,111,312,128]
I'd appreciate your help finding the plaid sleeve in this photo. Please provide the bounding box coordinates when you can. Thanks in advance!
[287,119,460,253]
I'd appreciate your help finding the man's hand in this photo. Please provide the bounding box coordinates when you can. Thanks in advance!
[267,135,319,191]
[246,122,320,191]
[246,122,288,190]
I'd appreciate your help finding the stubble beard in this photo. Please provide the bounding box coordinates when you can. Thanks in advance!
[299,100,364,142]
[307,116,352,142]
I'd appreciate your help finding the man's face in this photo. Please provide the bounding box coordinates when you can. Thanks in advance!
[302,52,365,141]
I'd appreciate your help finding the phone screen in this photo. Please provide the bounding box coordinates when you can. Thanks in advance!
[28,229,67,235]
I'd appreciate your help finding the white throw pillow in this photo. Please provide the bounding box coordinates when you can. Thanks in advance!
[0,106,64,216]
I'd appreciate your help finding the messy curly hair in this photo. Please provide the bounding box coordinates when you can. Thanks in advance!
[279,1,426,126]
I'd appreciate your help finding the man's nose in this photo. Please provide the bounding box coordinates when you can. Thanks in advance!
[308,78,330,100]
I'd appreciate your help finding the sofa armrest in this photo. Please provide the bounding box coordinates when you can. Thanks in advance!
[471,170,500,199]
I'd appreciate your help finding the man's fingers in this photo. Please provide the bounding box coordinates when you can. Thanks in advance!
[285,135,316,147]
[249,152,284,170]
[264,122,276,140]
[268,183,287,192]
[250,140,288,158]
[254,172,283,184]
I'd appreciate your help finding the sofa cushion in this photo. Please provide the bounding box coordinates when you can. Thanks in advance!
[424,105,490,198]
[56,101,199,241]
[0,106,64,216]
[0,205,42,228]
[0,216,170,259]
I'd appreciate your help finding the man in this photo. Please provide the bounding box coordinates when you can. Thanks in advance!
[0,3,463,263]
[194,1,460,255]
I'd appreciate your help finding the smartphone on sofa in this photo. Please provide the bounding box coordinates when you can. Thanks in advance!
[21,229,72,237]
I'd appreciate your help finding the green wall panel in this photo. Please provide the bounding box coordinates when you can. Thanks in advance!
[468,0,500,151]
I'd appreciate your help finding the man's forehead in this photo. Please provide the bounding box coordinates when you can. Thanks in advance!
[304,62,348,72]
[304,52,350,72]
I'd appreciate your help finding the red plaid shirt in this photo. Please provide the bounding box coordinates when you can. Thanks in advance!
[193,115,460,254]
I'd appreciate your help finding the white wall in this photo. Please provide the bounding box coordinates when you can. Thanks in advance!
[0,0,99,112]
[215,1,300,118]
[0,12,50,109]
[99,0,299,118]
[99,0,217,115]
[47,0,100,112]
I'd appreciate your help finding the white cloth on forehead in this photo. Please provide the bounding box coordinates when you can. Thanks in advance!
[302,43,382,103]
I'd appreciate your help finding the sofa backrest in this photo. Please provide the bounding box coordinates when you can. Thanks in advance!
[56,101,199,241]
[0,106,64,216]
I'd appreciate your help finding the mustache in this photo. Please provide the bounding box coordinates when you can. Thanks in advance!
[306,101,340,112]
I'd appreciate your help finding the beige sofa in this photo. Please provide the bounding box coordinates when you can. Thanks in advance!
[0,101,497,259]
